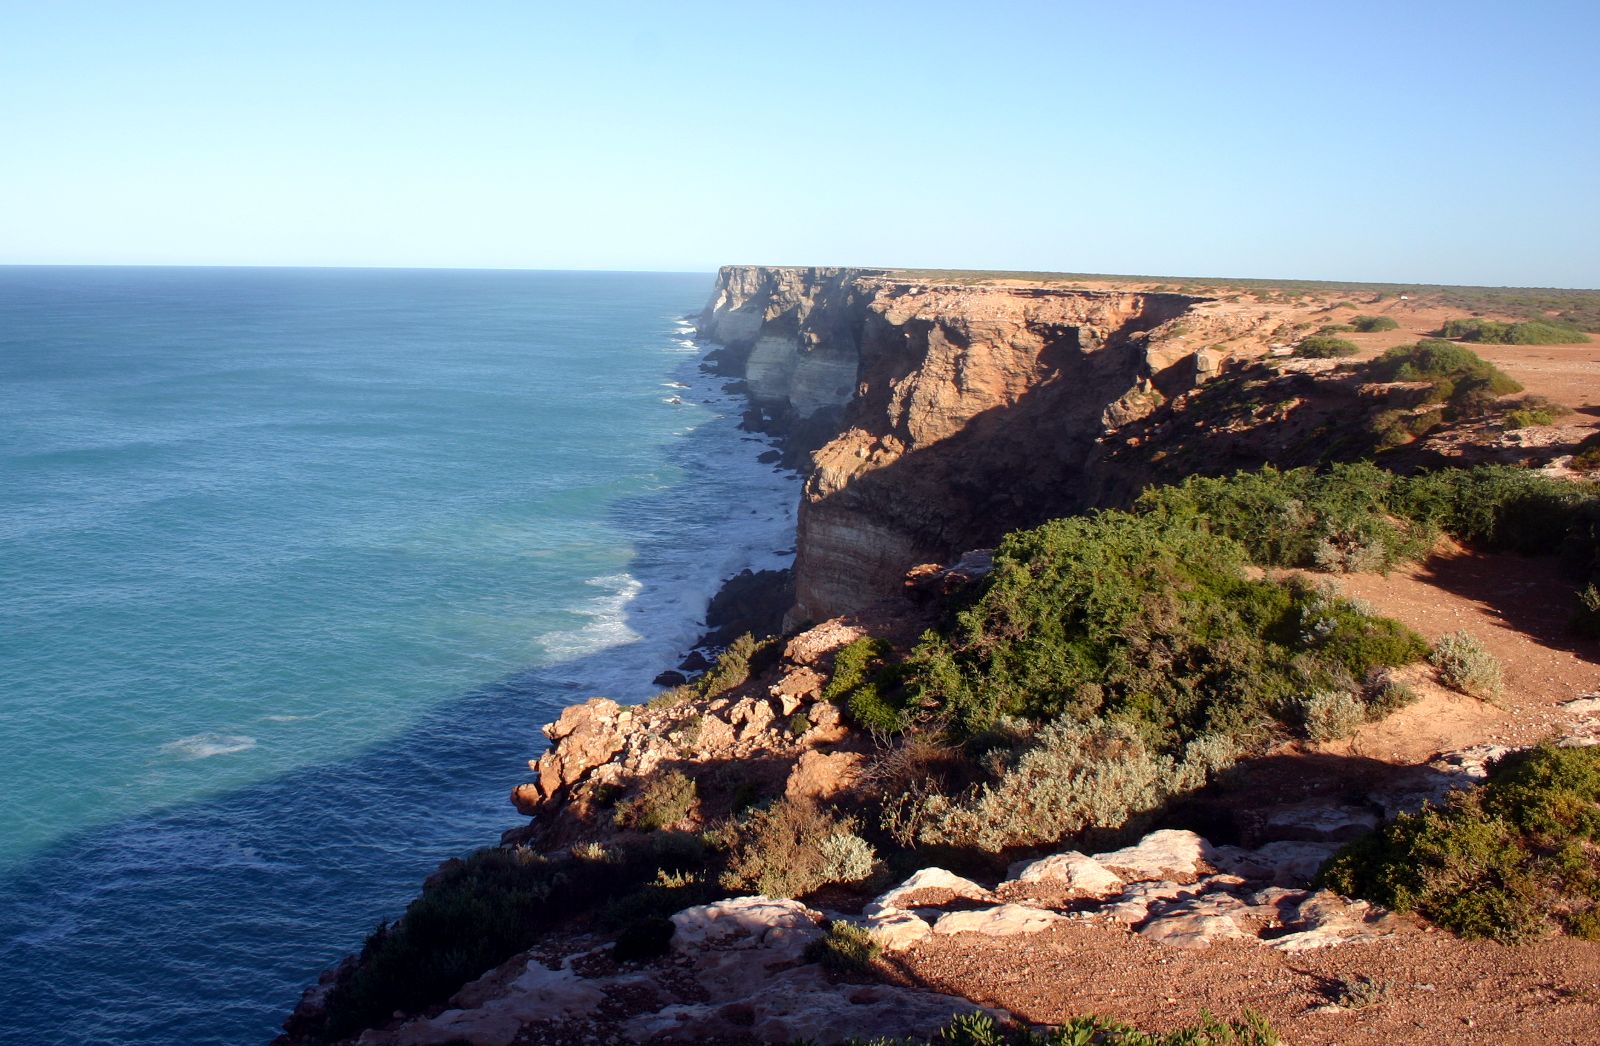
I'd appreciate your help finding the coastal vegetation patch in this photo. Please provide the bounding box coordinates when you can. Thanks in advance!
[1318,743,1600,943]
[1292,334,1359,358]
[1349,315,1399,332]
[1439,317,1590,345]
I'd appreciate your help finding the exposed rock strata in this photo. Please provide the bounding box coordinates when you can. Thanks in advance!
[696,266,1201,624]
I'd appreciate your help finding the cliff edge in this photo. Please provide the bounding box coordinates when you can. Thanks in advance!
[696,265,1201,624]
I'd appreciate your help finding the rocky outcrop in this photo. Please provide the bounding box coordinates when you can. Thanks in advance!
[859,828,1397,957]
[362,897,991,1045]
[696,267,1201,624]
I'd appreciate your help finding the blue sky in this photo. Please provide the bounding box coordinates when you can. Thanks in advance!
[1,1,1596,285]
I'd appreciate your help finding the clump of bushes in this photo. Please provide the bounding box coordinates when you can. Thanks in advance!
[614,770,698,831]
[902,507,1427,745]
[1441,317,1590,345]
[1317,323,1356,334]
[697,632,779,698]
[1350,315,1400,332]
[1318,743,1600,943]
[1137,462,1431,573]
[1570,433,1600,473]
[1366,674,1420,718]
[1428,630,1504,703]
[1294,334,1359,358]
[1370,339,1523,414]
[844,1010,1279,1046]
[824,636,907,734]
[883,718,1181,852]
[806,920,881,975]
[1295,689,1367,743]
[717,798,875,898]
[1502,395,1570,430]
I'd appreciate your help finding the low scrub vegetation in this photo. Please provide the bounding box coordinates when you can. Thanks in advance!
[1502,395,1570,429]
[716,797,877,898]
[899,509,1427,743]
[1294,334,1358,358]
[806,919,881,975]
[1440,317,1590,345]
[842,1009,1279,1046]
[613,770,697,831]
[1350,315,1399,332]
[1428,630,1504,703]
[1318,744,1600,943]
[1369,340,1523,417]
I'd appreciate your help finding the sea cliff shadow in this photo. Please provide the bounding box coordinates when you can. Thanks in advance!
[0,400,801,1045]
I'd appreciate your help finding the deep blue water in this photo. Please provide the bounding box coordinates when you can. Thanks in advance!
[0,267,798,1044]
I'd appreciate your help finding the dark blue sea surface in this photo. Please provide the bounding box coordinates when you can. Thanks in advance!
[0,267,798,1044]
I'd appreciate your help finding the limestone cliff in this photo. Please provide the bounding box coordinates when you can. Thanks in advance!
[697,266,1200,624]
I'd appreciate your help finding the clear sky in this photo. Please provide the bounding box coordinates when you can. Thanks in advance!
[2,1,1596,286]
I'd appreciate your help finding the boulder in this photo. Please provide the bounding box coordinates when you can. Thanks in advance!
[529,697,627,802]
[1092,829,1210,881]
[932,904,1064,937]
[1004,852,1124,897]
[862,908,933,952]
[671,896,822,958]
[783,749,867,803]
[868,868,995,915]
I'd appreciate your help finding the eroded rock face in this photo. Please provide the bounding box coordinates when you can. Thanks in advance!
[697,267,1201,623]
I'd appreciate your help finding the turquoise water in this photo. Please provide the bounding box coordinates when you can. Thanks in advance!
[0,267,798,1043]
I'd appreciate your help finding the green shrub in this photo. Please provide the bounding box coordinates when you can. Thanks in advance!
[698,633,778,698]
[646,684,696,710]
[1350,315,1400,332]
[903,498,1428,752]
[884,718,1208,852]
[1295,689,1366,743]
[316,839,713,1040]
[1428,630,1503,702]
[1442,317,1589,344]
[825,636,910,734]
[1371,340,1523,407]
[1137,463,1431,571]
[843,1009,1280,1046]
[1318,744,1600,943]
[1294,334,1359,358]
[1331,975,1391,1009]
[806,919,881,975]
[719,798,864,898]
[1572,433,1600,473]
[1317,323,1356,334]
[1573,584,1600,638]
[1391,465,1587,554]
[818,830,878,883]
[1366,675,1419,719]
[1503,396,1570,429]
[614,770,698,831]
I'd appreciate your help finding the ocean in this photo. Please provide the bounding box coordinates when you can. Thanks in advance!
[0,267,797,1044]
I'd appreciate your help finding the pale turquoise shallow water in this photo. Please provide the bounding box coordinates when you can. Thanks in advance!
[0,267,798,1044]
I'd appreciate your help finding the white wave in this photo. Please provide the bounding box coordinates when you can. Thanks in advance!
[537,573,645,664]
[159,733,257,760]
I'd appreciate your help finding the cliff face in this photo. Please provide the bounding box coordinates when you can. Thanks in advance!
[697,266,1200,624]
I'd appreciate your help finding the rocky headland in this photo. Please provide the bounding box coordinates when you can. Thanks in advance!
[280,268,1600,1046]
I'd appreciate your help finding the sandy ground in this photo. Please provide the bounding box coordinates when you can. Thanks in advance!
[889,917,1600,1046]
